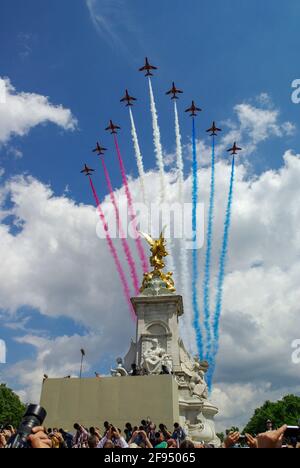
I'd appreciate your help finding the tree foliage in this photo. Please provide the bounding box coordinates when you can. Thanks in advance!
[0,384,26,427]
[244,394,300,435]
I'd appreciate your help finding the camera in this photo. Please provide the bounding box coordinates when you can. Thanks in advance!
[285,426,300,439]
[6,404,47,449]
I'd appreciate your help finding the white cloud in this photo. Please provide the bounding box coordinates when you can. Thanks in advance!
[191,96,296,166]
[0,77,77,145]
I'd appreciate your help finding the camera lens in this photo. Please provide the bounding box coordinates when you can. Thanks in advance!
[23,405,47,425]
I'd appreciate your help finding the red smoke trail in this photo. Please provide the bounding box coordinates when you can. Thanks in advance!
[88,176,136,321]
[101,158,140,295]
[113,135,148,273]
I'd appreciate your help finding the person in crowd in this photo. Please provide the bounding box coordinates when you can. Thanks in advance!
[172,422,186,446]
[180,439,195,449]
[128,429,153,448]
[72,423,89,448]
[159,423,172,441]
[59,428,73,449]
[88,435,99,449]
[167,438,178,448]
[97,426,128,449]
[124,422,133,442]
[153,431,168,448]
[147,422,157,446]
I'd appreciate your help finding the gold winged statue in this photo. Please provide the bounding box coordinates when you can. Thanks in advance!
[140,230,176,294]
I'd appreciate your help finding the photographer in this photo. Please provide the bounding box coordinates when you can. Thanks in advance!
[128,429,153,449]
[97,426,128,448]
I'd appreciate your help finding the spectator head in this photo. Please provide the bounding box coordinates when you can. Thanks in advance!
[73,423,80,431]
[139,426,145,431]
[125,422,132,431]
[141,420,147,427]
[266,419,273,431]
[159,423,166,431]
[104,440,115,448]
[89,427,96,436]
[180,439,195,449]
[47,428,52,434]
[168,439,177,448]
[88,435,98,449]
[129,443,140,449]
[104,421,110,430]
[149,423,156,431]
[155,432,163,445]
[174,423,180,429]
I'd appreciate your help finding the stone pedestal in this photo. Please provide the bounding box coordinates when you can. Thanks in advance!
[121,293,220,446]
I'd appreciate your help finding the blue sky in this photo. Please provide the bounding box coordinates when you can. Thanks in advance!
[1,0,300,429]
[1,0,300,197]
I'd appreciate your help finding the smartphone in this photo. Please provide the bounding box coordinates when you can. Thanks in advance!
[285,426,300,438]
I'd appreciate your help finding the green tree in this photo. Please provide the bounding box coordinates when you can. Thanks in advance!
[244,394,300,435]
[0,384,26,427]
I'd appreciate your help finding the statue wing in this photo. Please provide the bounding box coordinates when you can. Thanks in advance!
[140,232,155,247]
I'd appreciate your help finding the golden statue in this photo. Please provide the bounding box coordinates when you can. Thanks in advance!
[140,231,176,294]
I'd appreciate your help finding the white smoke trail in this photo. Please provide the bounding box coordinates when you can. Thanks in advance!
[174,101,184,202]
[129,107,147,206]
[174,101,196,350]
[148,78,166,203]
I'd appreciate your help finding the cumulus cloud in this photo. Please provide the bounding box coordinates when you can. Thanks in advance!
[0,77,77,145]
[191,95,296,167]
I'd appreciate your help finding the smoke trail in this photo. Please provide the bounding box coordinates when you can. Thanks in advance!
[208,156,235,389]
[114,135,149,273]
[174,101,193,343]
[203,136,216,362]
[129,107,147,206]
[101,158,140,296]
[174,101,184,201]
[88,176,135,321]
[192,118,204,360]
[148,78,166,203]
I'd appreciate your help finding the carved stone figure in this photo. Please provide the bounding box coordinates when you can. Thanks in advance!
[141,339,172,375]
[178,340,209,400]
[111,357,128,377]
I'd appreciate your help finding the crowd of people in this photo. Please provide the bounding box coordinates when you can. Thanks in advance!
[1,418,300,449]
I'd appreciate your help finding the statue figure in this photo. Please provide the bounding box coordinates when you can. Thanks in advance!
[178,340,209,400]
[111,357,128,377]
[140,231,176,294]
[140,231,169,270]
[189,363,209,400]
[141,339,172,375]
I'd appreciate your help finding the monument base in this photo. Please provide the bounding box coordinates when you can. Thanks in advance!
[40,375,180,431]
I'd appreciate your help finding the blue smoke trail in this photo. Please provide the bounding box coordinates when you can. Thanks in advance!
[207,156,235,390]
[192,118,204,360]
[203,136,216,363]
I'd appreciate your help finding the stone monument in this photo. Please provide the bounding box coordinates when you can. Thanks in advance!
[113,231,220,446]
